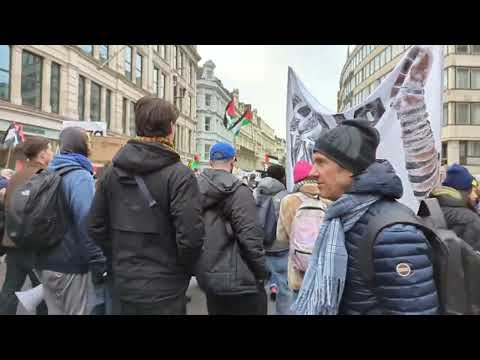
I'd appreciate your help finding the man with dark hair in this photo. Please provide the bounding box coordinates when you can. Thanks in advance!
[0,136,52,314]
[253,164,290,313]
[36,127,107,315]
[196,142,267,315]
[89,96,204,315]
[292,120,439,315]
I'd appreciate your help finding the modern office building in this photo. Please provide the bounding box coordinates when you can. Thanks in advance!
[337,45,480,175]
[0,45,201,167]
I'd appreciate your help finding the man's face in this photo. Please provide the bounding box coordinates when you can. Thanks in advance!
[467,188,479,209]
[38,143,53,166]
[310,152,354,201]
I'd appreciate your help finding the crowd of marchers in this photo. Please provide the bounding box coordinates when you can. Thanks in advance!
[0,95,480,315]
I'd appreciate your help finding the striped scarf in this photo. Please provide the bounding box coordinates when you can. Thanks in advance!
[291,193,381,315]
[135,136,176,152]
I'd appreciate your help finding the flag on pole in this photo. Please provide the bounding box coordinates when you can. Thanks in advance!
[1,122,25,148]
[229,105,253,136]
[223,98,240,129]
[189,154,200,170]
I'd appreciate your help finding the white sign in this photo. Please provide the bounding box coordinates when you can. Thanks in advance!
[63,121,107,137]
[286,45,443,212]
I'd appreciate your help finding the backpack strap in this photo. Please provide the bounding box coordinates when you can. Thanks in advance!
[134,175,166,215]
[55,166,83,177]
[358,201,423,288]
[418,198,448,230]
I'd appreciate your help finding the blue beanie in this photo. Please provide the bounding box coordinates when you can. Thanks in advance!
[442,164,474,191]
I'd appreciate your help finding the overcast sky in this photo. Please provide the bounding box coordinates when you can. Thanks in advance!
[197,45,350,140]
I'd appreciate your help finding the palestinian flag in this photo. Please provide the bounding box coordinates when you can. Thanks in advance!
[229,106,253,136]
[223,98,239,129]
[188,154,200,171]
[1,122,25,148]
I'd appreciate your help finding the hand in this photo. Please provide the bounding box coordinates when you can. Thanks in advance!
[90,260,108,285]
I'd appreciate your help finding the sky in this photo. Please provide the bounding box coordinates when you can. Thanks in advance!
[197,45,350,140]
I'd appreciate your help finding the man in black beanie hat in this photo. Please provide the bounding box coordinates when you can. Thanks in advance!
[292,119,439,315]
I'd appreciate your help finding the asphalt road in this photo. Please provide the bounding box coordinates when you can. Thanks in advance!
[0,259,275,315]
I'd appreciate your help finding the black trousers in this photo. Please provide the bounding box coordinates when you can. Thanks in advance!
[120,295,187,315]
[0,248,48,315]
[206,286,268,315]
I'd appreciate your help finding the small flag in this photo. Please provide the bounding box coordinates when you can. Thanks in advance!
[1,122,25,148]
[229,105,253,136]
[224,98,240,129]
[189,154,200,170]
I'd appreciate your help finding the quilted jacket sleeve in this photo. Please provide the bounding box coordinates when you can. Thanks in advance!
[373,224,439,315]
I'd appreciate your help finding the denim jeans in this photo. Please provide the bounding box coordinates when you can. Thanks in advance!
[266,250,295,315]
[0,248,48,315]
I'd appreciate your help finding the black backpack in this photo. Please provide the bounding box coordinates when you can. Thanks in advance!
[6,166,81,251]
[360,198,480,315]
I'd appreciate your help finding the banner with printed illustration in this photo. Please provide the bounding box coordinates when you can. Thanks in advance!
[286,45,443,212]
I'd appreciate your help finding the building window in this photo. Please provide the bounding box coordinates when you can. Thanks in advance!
[80,45,93,55]
[456,68,470,88]
[473,45,480,54]
[130,101,135,136]
[186,94,191,117]
[456,103,470,124]
[160,73,166,99]
[124,46,132,81]
[205,116,211,131]
[205,94,211,107]
[136,53,143,87]
[160,45,166,60]
[122,98,128,133]
[443,69,448,90]
[180,51,184,76]
[99,45,109,62]
[468,141,480,157]
[456,45,469,54]
[153,67,159,96]
[471,69,480,89]
[21,51,42,109]
[471,103,480,125]
[78,75,85,120]
[90,81,101,121]
[50,62,60,114]
[204,144,211,160]
[459,141,467,165]
[443,103,448,127]
[0,45,10,101]
[188,129,192,154]
[173,46,178,70]
[441,142,448,165]
[190,61,194,86]
[106,89,111,129]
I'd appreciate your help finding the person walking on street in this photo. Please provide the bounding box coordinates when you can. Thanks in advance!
[292,119,439,315]
[276,160,330,300]
[253,164,290,313]
[196,142,268,315]
[89,96,204,315]
[429,164,480,251]
[36,127,107,315]
[0,137,52,315]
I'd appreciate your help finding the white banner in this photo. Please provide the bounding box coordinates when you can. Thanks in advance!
[63,121,107,137]
[286,45,443,212]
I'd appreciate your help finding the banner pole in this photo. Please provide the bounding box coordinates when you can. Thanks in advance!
[5,146,12,169]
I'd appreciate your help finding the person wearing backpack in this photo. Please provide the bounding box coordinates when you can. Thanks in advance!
[253,165,290,313]
[35,127,107,315]
[196,142,268,315]
[0,137,52,315]
[277,160,330,298]
[88,96,204,315]
[291,119,439,315]
[429,164,480,251]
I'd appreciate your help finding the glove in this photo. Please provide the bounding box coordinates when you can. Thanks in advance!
[90,259,108,285]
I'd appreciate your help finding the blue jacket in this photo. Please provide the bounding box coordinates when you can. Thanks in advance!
[36,154,105,274]
[339,160,439,315]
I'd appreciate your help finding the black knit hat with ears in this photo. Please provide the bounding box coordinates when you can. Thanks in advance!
[313,119,380,175]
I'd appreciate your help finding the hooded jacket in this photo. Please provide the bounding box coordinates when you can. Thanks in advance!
[254,177,288,253]
[196,168,267,295]
[36,154,105,274]
[339,160,439,315]
[430,186,480,251]
[88,140,204,304]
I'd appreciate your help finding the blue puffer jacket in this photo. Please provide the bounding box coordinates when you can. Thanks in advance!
[339,160,439,315]
[36,154,105,274]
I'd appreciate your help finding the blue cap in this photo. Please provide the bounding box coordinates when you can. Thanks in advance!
[442,164,474,191]
[210,142,236,161]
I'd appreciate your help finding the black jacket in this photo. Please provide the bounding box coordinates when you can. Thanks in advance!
[88,140,204,304]
[430,186,480,251]
[196,168,267,295]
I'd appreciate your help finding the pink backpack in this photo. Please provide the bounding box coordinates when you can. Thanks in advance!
[289,193,328,273]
